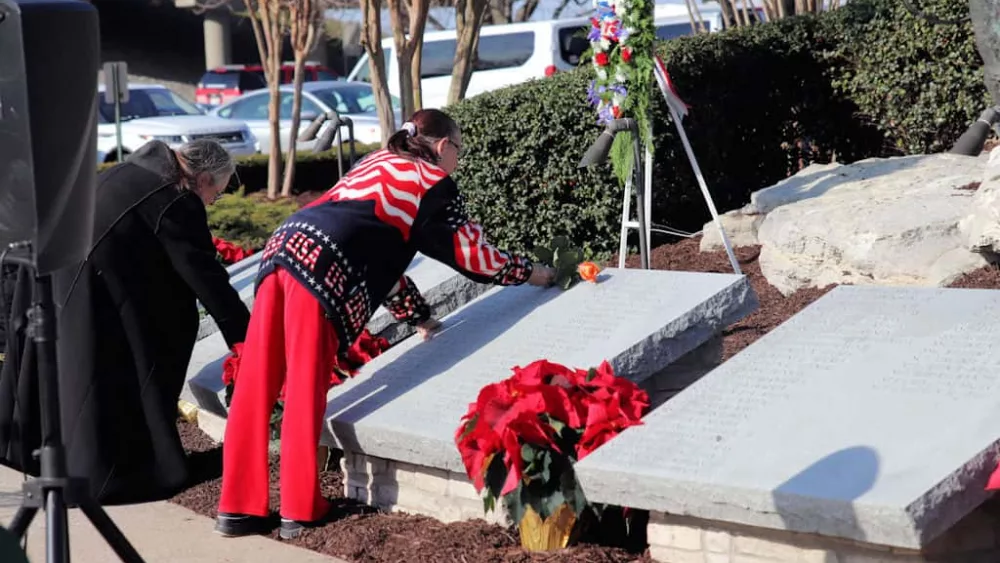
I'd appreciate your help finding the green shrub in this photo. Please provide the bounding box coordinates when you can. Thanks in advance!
[234,143,380,194]
[206,188,299,250]
[827,0,988,154]
[450,16,883,258]
[97,143,380,195]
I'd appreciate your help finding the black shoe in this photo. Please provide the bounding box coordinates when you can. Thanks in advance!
[215,512,272,537]
[279,516,326,540]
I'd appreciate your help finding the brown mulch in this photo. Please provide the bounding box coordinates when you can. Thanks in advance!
[173,237,1000,562]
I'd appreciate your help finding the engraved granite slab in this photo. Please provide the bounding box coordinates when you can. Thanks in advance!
[574,285,1000,550]
[184,253,491,414]
[322,269,756,474]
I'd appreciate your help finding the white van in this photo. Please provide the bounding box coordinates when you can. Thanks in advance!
[346,14,736,110]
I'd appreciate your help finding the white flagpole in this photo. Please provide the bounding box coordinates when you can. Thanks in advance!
[666,104,742,275]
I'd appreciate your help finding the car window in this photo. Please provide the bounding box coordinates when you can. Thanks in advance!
[199,71,239,89]
[98,87,203,122]
[278,92,324,119]
[655,22,702,40]
[476,32,534,71]
[224,94,270,120]
[353,50,391,83]
[311,84,400,114]
[315,70,338,81]
[557,26,590,66]
[421,40,456,79]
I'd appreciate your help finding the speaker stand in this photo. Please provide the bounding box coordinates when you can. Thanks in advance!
[5,256,145,563]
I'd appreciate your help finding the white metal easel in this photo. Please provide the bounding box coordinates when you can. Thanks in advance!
[616,56,741,275]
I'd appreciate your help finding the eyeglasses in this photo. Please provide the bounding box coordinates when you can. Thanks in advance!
[447,139,464,157]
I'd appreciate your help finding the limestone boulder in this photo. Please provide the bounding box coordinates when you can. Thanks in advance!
[960,147,1000,253]
[754,153,988,295]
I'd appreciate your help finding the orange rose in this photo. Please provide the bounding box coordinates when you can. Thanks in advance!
[578,261,601,283]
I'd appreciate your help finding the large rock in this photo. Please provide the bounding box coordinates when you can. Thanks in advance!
[755,154,988,295]
[960,147,1000,254]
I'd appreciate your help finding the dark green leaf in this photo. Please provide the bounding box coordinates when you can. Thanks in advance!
[484,452,509,498]
[534,246,554,265]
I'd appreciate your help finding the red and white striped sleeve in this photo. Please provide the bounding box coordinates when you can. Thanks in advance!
[415,179,533,286]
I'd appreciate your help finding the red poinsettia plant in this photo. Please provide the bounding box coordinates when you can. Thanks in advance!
[213,237,255,265]
[455,359,649,527]
[222,330,390,439]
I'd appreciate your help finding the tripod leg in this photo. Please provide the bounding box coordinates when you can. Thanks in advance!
[8,505,37,538]
[77,500,145,563]
[45,489,68,563]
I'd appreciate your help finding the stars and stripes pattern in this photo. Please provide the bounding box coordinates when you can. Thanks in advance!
[324,149,448,241]
[442,192,532,285]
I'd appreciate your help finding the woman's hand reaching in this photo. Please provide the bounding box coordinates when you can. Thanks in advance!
[527,265,557,287]
[416,318,442,340]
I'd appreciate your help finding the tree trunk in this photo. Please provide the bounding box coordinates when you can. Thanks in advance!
[488,0,510,25]
[411,40,424,111]
[281,53,306,197]
[388,0,416,119]
[970,0,1000,106]
[448,0,487,105]
[260,5,283,199]
[361,0,397,144]
[513,0,538,22]
[408,0,429,113]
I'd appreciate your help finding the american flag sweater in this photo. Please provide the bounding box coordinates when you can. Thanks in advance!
[255,149,534,354]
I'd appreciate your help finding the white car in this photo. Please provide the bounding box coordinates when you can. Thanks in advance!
[345,12,749,110]
[210,81,401,152]
[97,84,258,164]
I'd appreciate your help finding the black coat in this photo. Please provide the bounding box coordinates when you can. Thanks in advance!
[0,141,250,505]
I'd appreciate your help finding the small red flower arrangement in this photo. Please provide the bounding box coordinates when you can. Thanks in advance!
[213,237,255,265]
[455,359,648,549]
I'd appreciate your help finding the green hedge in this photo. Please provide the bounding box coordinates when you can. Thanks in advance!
[450,15,884,259]
[206,188,299,250]
[827,0,988,154]
[97,143,380,195]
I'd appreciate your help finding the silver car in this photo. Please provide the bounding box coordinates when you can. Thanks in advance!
[210,81,402,152]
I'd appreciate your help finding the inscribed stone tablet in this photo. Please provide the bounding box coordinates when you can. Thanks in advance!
[574,285,1000,550]
[184,253,491,413]
[322,269,755,473]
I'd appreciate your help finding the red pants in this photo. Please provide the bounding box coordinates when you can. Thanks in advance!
[218,268,335,521]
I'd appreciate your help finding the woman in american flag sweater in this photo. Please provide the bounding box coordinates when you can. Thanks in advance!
[216,109,557,539]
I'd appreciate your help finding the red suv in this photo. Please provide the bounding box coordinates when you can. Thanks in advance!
[195,62,339,108]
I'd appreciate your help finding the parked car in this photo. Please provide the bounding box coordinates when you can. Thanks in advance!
[97,83,257,163]
[195,62,340,109]
[345,14,733,110]
[210,81,401,152]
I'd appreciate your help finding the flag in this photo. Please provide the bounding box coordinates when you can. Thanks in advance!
[653,54,690,120]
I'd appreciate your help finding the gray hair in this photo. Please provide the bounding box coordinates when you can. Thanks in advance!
[175,139,235,185]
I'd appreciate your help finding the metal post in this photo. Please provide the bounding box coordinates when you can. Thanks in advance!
[667,104,741,275]
[112,71,123,162]
[630,130,649,270]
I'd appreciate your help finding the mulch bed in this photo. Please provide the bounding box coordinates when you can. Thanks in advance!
[172,236,1000,562]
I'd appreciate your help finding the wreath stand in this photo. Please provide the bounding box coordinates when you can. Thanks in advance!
[615,57,742,275]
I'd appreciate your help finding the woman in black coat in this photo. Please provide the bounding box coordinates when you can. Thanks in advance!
[0,139,250,505]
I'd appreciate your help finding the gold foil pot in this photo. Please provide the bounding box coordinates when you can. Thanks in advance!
[177,400,199,424]
[518,503,577,551]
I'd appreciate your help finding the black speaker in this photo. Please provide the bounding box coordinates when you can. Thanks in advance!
[0,0,99,274]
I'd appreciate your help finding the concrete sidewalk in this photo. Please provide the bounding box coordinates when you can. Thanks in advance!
[0,466,345,563]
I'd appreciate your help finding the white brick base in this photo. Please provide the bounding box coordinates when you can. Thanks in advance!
[341,451,509,526]
[648,502,1000,563]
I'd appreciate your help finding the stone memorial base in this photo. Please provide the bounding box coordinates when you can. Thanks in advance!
[184,253,488,414]
[340,450,509,526]
[324,269,756,524]
[646,504,1000,563]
